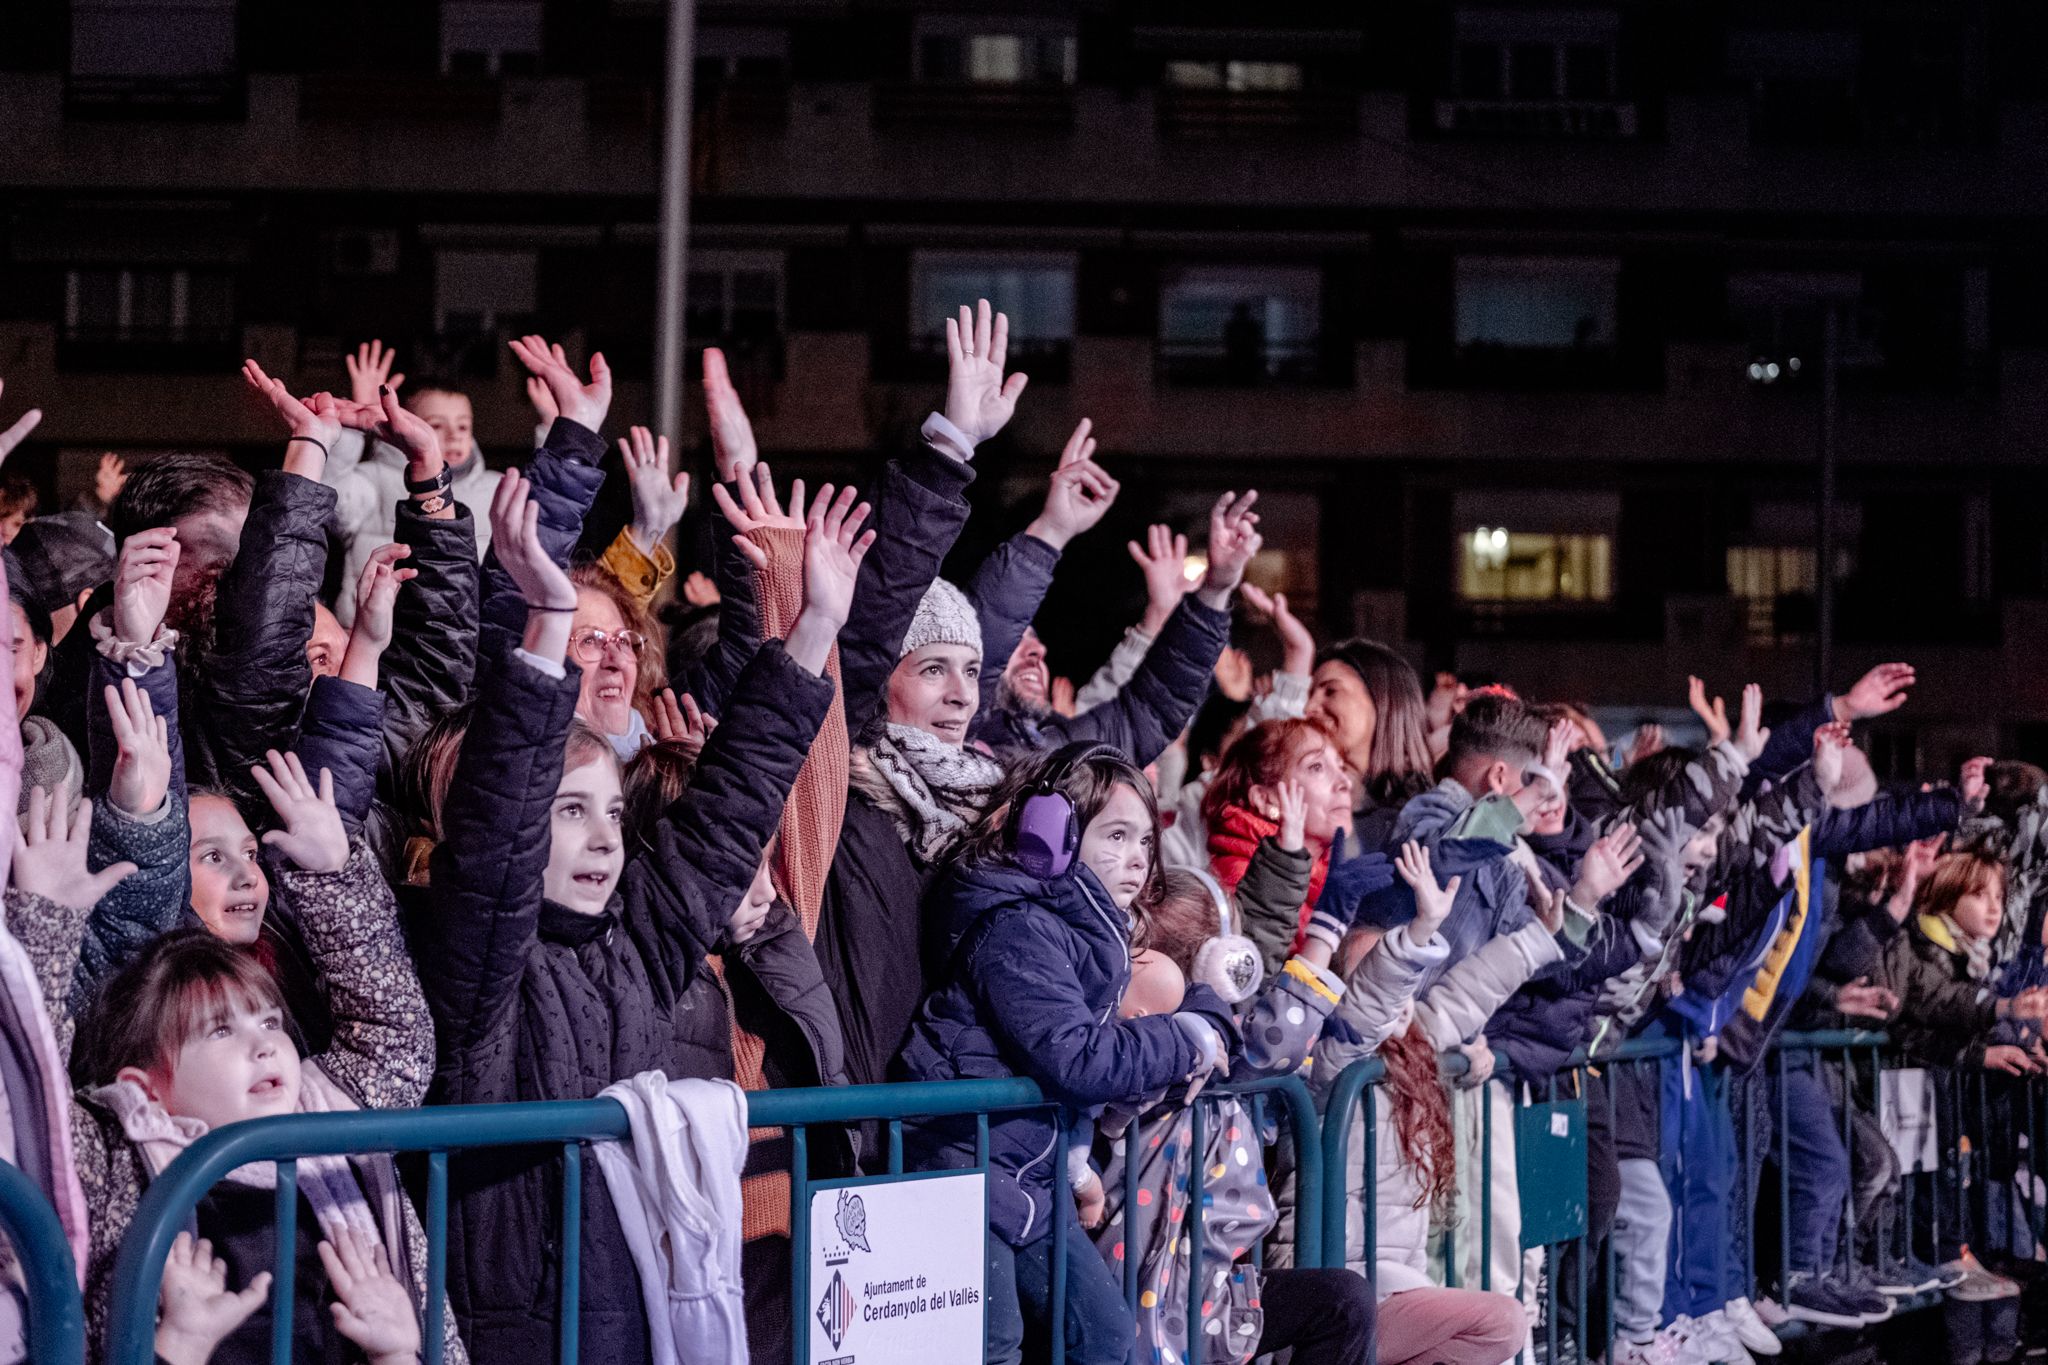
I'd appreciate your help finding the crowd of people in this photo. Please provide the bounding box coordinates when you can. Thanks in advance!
[0,299,2043,1365]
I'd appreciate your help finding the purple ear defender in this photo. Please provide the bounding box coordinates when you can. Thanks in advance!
[1013,791,1079,880]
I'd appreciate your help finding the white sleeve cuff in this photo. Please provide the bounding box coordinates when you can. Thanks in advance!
[513,648,567,680]
[920,412,978,464]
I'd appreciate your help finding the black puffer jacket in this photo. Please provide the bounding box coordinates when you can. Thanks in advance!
[811,437,976,1086]
[420,638,830,1365]
[376,500,479,777]
[41,469,333,811]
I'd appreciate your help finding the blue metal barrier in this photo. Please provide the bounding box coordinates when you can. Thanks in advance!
[104,1073,1322,1365]
[0,1159,84,1365]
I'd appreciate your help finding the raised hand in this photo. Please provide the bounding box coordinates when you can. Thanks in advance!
[682,571,721,609]
[318,1228,423,1365]
[702,346,759,483]
[94,451,129,506]
[1213,646,1254,702]
[1393,839,1461,941]
[1524,868,1567,935]
[111,526,179,646]
[12,789,135,909]
[1734,682,1770,762]
[1127,524,1191,634]
[651,688,717,754]
[105,680,172,818]
[711,462,806,558]
[154,1233,271,1365]
[1541,717,1576,776]
[0,379,42,469]
[337,385,444,485]
[1025,419,1118,551]
[799,485,874,631]
[508,333,612,432]
[1960,756,1992,814]
[942,299,1029,445]
[787,484,876,677]
[1813,720,1852,795]
[1889,837,1940,922]
[526,374,558,426]
[340,544,417,687]
[1626,722,1666,767]
[1271,778,1308,853]
[1240,582,1316,678]
[250,750,348,874]
[344,340,403,407]
[1574,821,1646,907]
[1049,676,1077,717]
[490,468,576,612]
[1836,663,1915,722]
[1196,491,1261,606]
[242,359,341,451]
[620,425,689,553]
[1687,676,1731,746]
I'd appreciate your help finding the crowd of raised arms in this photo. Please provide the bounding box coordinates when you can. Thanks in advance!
[0,298,2042,1365]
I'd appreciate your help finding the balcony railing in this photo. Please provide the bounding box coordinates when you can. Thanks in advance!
[584,75,791,130]
[1433,98,1638,139]
[64,74,247,122]
[1156,87,1358,138]
[872,82,1074,130]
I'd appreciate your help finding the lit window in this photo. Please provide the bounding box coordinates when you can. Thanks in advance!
[64,266,234,342]
[72,0,236,78]
[441,0,543,77]
[912,252,1075,363]
[916,19,1076,86]
[1166,60,1303,92]
[1459,528,1613,603]
[1726,545,1816,642]
[1159,265,1321,384]
[1456,257,1617,350]
[969,35,1024,83]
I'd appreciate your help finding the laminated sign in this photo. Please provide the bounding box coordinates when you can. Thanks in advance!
[807,1170,986,1365]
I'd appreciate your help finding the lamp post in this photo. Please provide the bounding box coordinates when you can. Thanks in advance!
[652,0,697,443]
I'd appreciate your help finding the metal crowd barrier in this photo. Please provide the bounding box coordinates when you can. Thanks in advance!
[0,1159,84,1365]
[9,1027,2043,1365]
[96,1072,1321,1365]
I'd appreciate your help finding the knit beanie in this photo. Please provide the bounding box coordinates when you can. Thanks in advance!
[898,579,981,662]
[18,718,82,819]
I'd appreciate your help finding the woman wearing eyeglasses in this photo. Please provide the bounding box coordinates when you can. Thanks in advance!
[567,563,664,760]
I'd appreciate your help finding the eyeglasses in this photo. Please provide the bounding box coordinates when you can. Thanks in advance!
[570,628,647,664]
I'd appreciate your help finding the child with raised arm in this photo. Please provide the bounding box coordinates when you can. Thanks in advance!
[416,467,870,1365]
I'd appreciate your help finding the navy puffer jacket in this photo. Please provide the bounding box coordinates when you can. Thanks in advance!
[895,858,1238,1247]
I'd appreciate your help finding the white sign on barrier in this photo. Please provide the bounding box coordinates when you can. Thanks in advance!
[807,1170,985,1365]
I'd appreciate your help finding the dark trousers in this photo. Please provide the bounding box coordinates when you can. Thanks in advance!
[1255,1268,1377,1364]
[1555,1069,1621,1349]
[987,1202,1134,1365]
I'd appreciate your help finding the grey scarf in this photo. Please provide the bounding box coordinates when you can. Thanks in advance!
[850,723,1006,863]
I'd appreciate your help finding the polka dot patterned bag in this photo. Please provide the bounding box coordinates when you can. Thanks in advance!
[1093,1095,1277,1365]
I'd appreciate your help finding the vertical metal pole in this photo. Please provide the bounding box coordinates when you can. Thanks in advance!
[653,0,698,442]
[425,1152,448,1365]
[272,1160,298,1365]
[560,1143,582,1365]
[1817,301,1839,695]
[790,1125,810,1363]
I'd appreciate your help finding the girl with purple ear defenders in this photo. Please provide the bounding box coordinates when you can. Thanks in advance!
[892,741,1242,1364]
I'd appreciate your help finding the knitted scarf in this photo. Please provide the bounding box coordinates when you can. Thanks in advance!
[1929,913,1995,982]
[1205,805,1329,957]
[849,723,1006,864]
